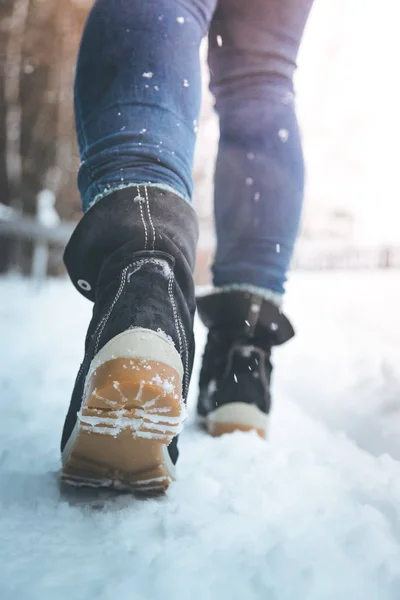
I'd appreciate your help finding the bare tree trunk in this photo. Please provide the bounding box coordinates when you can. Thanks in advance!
[4,0,29,205]
[0,0,90,274]
[3,0,30,270]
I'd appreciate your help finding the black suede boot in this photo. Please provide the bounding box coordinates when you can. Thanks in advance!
[61,186,198,493]
[197,291,294,438]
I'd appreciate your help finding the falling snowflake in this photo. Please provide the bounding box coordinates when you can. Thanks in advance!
[183,79,190,87]
[254,192,260,202]
[177,16,185,24]
[246,177,254,186]
[282,91,294,105]
[216,35,223,47]
[142,72,153,79]
[278,129,289,143]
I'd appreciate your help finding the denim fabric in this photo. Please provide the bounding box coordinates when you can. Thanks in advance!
[75,0,313,295]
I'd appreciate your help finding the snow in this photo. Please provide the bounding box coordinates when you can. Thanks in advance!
[0,202,18,220]
[278,129,289,143]
[36,190,60,228]
[1,272,400,599]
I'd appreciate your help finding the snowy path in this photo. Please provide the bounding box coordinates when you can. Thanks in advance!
[1,272,400,600]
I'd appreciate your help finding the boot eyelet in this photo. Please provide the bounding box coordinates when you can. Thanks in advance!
[77,279,92,292]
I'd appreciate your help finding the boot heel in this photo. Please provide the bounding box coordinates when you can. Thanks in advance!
[207,403,268,439]
[61,329,185,493]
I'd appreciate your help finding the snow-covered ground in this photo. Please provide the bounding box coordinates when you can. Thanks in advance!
[1,272,400,600]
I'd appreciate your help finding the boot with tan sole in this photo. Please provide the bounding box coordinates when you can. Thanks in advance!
[197,290,294,439]
[61,186,198,493]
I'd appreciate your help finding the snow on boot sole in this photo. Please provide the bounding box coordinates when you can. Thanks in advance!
[199,403,268,439]
[61,328,185,493]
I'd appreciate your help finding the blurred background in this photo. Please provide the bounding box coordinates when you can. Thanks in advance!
[0,0,399,283]
[2,3,400,590]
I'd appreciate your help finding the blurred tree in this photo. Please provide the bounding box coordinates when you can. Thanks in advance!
[0,0,91,273]
[0,1,215,279]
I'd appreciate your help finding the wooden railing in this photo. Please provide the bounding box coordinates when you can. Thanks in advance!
[1,201,400,281]
[0,195,74,279]
[292,245,400,270]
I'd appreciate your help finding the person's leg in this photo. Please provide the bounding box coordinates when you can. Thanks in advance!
[75,0,216,211]
[61,0,217,492]
[197,0,313,437]
[209,0,314,302]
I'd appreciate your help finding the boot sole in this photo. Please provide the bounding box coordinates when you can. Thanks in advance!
[199,403,268,439]
[61,329,185,494]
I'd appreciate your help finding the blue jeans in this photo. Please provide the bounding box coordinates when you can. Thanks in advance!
[75,0,313,298]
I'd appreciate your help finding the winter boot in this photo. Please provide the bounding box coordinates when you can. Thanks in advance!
[61,186,198,493]
[197,290,294,438]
